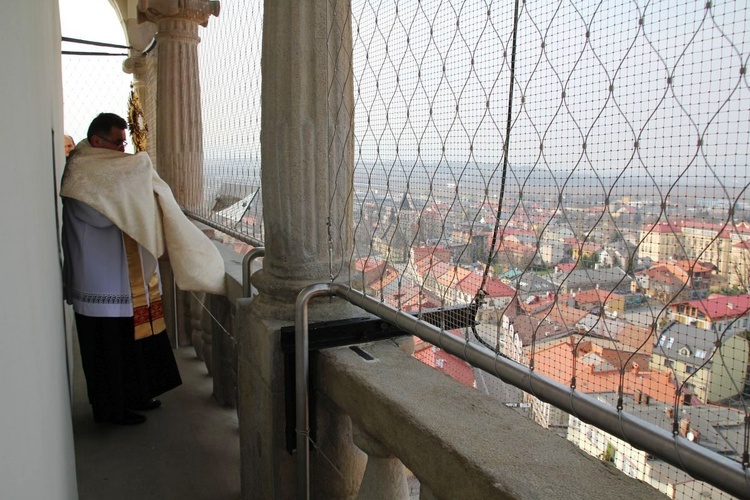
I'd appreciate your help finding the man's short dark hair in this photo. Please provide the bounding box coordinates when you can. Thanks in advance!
[87,113,128,141]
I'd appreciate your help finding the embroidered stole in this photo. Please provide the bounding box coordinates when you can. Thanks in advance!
[124,234,166,340]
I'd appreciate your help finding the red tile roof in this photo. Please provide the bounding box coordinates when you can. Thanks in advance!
[668,260,714,274]
[556,262,578,273]
[384,283,441,311]
[369,267,399,292]
[638,265,685,287]
[559,288,623,307]
[354,256,383,272]
[534,303,591,327]
[414,332,476,387]
[411,245,452,263]
[457,273,516,298]
[532,340,681,404]
[671,293,750,321]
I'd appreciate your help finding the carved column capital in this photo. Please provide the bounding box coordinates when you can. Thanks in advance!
[122,55,152,75]
[138,0,220,27]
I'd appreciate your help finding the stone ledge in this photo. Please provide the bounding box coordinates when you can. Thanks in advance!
[316,340,666,500]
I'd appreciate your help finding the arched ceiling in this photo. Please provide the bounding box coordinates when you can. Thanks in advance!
[107,0,156,51]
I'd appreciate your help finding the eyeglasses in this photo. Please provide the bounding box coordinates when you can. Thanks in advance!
[95,135,128,148]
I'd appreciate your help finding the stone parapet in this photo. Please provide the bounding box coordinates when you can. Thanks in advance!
[316,340,667,500]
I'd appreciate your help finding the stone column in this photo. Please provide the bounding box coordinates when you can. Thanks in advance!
[251,0,354,313]
[239,0,361,498]
[312,396,366,499]
[419,486,438,500]
[137,0,220,208]
[352,426,409,500]
[190,291,206,362]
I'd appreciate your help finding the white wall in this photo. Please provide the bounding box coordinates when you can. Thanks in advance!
[0,1,78,498]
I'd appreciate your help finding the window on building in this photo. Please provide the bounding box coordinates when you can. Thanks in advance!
[586,427,597,444]
[686,365,695,374]
[622,458,638,479]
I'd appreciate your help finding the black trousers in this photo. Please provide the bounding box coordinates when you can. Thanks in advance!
[75,313,182,421]
[75,314,138,422]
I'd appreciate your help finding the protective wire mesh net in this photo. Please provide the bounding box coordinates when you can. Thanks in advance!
[195,0,265,246]
[61,1,750,496]
[326,1,750,497]
[61,52,135,154]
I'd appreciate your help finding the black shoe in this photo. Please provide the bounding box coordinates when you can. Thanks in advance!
[112,410,147,425]
[129,399,161,411]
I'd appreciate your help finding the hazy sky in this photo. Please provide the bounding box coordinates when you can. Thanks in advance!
[59,0,133,151]
[345,0,750,214]
[58,0,750,207]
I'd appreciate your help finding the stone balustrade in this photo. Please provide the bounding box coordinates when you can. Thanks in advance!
[314,340,666,500]
[177,237,668,499]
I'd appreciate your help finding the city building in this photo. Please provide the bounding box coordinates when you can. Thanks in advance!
[539,241,565,266]
[652,322,749,403]
[528,339,675,433]
[729,240,750,289]
[640,221,738,275]
[5,1,745,499]
[639,222,683,263]
[669,293,750,334]
[559,288,626,317]
[568,393,744,500]
[633,260,713,304]
[571,240,603,264]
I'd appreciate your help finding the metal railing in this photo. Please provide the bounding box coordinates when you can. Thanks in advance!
[332,2,750,498]
[295,283,750,500]
[189,1,750,498]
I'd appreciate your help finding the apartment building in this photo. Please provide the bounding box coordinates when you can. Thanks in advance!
[652,321,749,403]
[669,293,750,334]
[640,221,738,275]
[569,393,743,500]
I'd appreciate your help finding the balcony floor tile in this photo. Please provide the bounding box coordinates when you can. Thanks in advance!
[72,346,240,500]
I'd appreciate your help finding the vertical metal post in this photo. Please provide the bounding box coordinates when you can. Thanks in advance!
[242,247,265,298]
[294,283,335,500]
[172,274,179,349]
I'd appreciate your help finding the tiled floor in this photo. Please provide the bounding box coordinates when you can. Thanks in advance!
[72,346,240,500]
